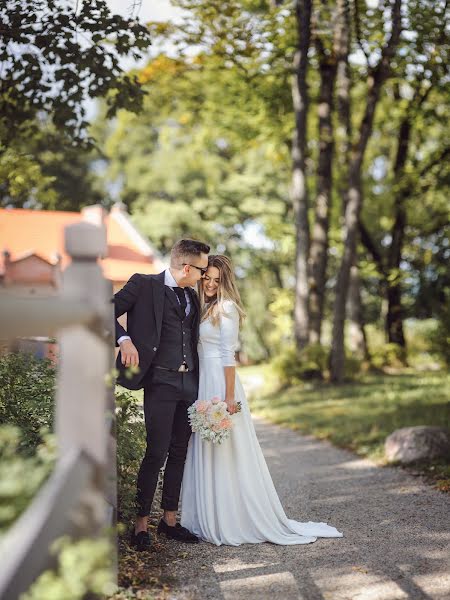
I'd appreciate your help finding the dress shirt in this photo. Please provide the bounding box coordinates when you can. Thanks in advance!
[117,270,191,345]
[164,269,191,316]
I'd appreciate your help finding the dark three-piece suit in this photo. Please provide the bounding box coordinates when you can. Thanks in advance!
[114,271,200,516]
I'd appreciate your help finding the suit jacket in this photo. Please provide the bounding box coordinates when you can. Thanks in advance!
[114,271,201,390]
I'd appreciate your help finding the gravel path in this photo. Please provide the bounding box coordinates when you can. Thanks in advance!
[147,417,450,600]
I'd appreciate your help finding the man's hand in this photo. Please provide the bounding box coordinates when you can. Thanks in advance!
[119,339,140,368]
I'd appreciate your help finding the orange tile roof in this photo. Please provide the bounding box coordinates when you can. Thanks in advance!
[0,208,162,284]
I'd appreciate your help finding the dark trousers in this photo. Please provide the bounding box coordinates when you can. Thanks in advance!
[136,367,198,517]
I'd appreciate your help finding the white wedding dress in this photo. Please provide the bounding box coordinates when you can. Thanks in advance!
[181,300,343,546]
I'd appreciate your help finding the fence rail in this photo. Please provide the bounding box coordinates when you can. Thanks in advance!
[0,221,117,600]
[0,295,100,338]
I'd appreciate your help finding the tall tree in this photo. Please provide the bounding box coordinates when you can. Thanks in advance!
[359,0,450,351]
[291,0,312,349]
[336,0,369,359]
[330,0,403,381]
[308,0,351,344]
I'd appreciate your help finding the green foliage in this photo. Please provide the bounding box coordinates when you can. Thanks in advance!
[0,128,105,210]
[95,36,295,360]
[0,352,56,532]
[0,351,56,529]
[0,0,152,144]
[359,0,450,331]
[0,144,58,209]
[22,536,116,600]
[0,0,151,209]
[0,352,55,454]
[93,0,449,365]
[115,389,146,525]
[0,425,55,533]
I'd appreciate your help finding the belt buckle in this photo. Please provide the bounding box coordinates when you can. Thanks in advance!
[178,364,189,372]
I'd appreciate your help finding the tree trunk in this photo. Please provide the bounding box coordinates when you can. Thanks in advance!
[335,0,369,360]
[335,0,352,202]
[385,74,434,347]
[330,165,362,380]
[386,118,410,347]
[347,262,370,360]
[309,55,336,344]
[330,0,403,382]
[291,0,312,349]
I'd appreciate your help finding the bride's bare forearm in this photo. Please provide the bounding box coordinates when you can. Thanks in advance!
[224,366,236,401]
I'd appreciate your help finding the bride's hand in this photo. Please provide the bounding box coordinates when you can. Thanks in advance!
[225,397,238,415]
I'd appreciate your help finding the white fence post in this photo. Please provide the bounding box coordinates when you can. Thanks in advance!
[55,221,112,535]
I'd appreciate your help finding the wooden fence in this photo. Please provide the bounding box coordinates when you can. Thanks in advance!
[0,221,117,599]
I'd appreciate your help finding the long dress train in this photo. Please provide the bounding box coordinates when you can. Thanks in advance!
[181,301,343,546]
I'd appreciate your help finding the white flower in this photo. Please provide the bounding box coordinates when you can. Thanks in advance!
[187,396,235,444]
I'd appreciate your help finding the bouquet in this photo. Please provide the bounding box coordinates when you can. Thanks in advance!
[187,396,241,444]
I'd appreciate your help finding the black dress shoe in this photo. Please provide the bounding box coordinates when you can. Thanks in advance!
[157,519,199,543]
[130,529,151,551]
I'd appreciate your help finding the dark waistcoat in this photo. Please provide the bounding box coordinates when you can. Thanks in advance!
[153,287,197,370]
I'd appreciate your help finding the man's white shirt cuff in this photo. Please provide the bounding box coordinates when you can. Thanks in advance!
[118,335,131,345]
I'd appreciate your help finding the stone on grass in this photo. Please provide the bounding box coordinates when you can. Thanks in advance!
[385,426,450,464]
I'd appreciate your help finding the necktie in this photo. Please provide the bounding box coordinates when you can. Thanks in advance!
[172,287,187,313]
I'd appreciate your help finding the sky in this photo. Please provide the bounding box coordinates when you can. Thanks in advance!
[108,0,184,66]
[106,0,182,23]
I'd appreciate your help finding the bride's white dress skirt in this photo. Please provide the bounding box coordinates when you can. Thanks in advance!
[181,306,343,546]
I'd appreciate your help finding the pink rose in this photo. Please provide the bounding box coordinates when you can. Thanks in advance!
[211,396,221,405]
[219,417,232,430]
[195,400,209,413]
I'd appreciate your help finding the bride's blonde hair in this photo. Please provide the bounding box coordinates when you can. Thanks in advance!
[200,255,246,328]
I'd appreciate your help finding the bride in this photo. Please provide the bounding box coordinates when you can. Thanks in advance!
[181,255,343,546]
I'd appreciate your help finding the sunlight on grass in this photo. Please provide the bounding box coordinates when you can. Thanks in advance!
[242,367,450,464]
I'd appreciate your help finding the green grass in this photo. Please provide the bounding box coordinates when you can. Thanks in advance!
[242,366,450,485]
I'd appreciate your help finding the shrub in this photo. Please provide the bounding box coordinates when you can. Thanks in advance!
[344,355,363,379]
[370,342,406,370]
[430,326,450,367]
[429,303,450,367]
[0,425,55,533]
[115,389,146,525]
[0,428,117,600]
[0,356,149,597]
[273,344,328,385]
[0,351,55,454]
[22,536,115,600]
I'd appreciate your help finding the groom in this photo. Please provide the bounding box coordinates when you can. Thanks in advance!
[114,239,210,550]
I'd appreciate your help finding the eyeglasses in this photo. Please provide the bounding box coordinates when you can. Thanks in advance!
[182,263,208,276]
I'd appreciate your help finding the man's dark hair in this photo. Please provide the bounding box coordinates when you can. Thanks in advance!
[170,239,210,266]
